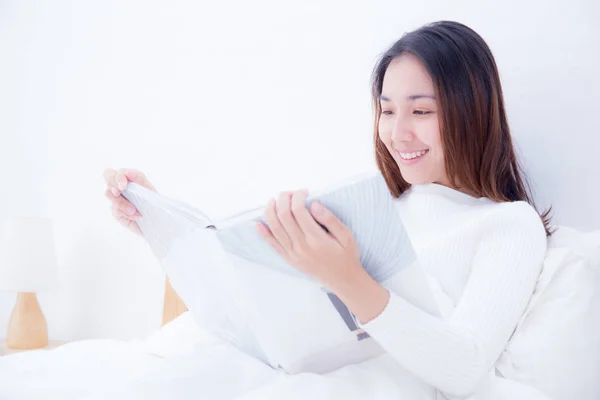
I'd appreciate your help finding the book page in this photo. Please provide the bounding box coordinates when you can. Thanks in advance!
[215,173,416,284]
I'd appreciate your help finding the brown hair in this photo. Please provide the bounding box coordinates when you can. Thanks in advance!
[372,21,553,236]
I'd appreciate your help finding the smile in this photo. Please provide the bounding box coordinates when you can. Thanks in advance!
[398,149,429,160]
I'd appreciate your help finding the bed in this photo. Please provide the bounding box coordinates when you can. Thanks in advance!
[1,230,598,400]
[0,277,442,400]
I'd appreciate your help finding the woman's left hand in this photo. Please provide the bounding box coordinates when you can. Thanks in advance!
[255,189,363,290]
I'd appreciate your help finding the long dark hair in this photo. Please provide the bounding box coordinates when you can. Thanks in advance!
[372,21,553,236]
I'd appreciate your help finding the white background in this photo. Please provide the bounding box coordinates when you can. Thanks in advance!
[0,0,598,341]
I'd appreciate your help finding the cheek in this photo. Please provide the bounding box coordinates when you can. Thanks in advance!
[378,121,392,145]
[420,121,443,155]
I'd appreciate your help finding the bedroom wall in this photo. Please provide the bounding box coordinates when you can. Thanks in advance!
[0,0,598,341]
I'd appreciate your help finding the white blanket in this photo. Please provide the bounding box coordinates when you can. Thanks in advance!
[0,313,552,400]
[0,313,433,400]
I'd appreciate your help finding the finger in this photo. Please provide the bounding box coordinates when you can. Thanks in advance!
[111,203,141,222]
[291,189,329,242]
[112,205,131,223]
[103,169,120,196]
[310,203,353,248]
[125,169,139,180]
[105,188,138,215]
[115,169,128,191]
[264,197,292,253]
[128,220,143,236]
[275,191,305,246]
[124,169,156,191]
[255,221,289,260]
[103,168,116,185]
[105,189,140,216]
[113,209,142,235]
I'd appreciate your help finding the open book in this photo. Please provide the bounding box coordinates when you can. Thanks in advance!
[121,171,439,373]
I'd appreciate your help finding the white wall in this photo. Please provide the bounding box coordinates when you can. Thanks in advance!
[0,0,598,341]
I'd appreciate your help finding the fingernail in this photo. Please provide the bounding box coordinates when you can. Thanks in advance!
[127,206,136,215]
[112,188,119,196]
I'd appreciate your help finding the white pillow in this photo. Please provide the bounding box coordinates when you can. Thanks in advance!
[496,226,600,400]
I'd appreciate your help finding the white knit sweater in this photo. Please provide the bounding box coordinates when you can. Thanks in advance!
[359,183,548,398]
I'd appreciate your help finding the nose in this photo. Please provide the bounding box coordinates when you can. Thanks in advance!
[391,115,414,143]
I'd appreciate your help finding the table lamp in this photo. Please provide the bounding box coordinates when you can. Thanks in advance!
[0,216,59,350]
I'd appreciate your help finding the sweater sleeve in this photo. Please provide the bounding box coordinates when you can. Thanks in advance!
[358,202,548,398]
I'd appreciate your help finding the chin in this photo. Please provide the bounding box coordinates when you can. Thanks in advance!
[398,170,433,186]
[404,177,432,185]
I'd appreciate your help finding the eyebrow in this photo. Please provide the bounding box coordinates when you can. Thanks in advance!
[379,94,436,101]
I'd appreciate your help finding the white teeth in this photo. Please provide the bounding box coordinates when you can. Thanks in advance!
[399,150,427,160]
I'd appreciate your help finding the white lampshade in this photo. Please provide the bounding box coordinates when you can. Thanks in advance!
[0,216,59,292]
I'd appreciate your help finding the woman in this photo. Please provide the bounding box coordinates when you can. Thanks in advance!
[104,21,552,399]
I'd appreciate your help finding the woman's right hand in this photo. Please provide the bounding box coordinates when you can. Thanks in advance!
[103,168,156,236]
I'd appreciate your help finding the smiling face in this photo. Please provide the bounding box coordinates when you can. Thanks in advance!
[377,53,449,186]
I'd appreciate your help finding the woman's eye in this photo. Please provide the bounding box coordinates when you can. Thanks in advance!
[413,110,431,115]
[381,110,393,115]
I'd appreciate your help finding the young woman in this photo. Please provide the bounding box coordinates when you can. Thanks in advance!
[105,20,552,400]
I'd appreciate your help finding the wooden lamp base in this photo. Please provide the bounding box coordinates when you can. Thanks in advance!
[162,278,188,326]
[6,292,48,350]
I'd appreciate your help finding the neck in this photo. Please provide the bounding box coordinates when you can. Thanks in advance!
[433,178,480,199]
